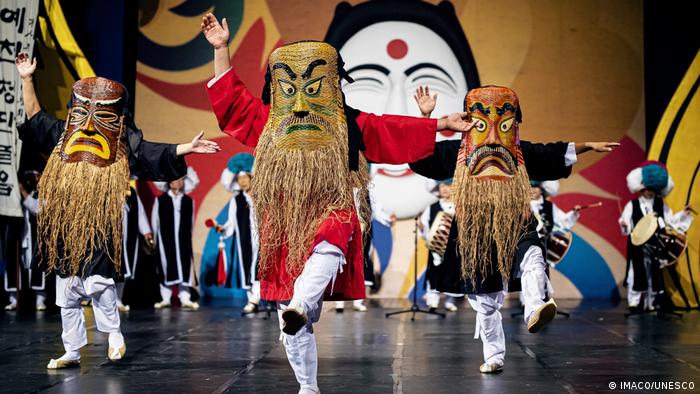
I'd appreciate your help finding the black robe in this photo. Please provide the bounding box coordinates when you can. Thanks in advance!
[19,110,187,280]
[155,192,194,285]
[409,140,572,294]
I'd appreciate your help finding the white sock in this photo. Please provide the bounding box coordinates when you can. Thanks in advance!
[59,350,81,361]
[108,332,125,349]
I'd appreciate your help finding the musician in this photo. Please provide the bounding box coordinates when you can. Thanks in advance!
[152,167,200,310]
[619,161,694,311]
[4,170,47,311]
[217,153,261,314]
[530,180,580,235]
[419,179,463,312]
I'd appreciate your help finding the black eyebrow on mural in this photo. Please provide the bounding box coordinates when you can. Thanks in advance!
[496,102,517,116]
[469,103,490,116]
[302,59,327,79]
[404,63,456,86]
[272,63,296,80]
[346,64,390,75]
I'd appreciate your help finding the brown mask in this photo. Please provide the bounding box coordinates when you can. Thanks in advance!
[59,77,126,167]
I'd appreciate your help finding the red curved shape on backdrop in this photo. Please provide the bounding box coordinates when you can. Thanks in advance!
[136,19,280,111]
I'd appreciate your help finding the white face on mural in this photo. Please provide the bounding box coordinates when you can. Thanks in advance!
[340,21,469,218]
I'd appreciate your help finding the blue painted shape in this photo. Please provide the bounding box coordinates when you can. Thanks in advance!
[371,220,393,274]
[555,233,618,299]
[407,269,428,302]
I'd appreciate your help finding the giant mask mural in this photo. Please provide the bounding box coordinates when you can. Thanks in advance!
[326,0,480,218]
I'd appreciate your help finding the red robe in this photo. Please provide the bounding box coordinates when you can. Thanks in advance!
[207,68,438,300]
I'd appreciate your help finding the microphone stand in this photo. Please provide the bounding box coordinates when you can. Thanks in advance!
[386,216,445,321]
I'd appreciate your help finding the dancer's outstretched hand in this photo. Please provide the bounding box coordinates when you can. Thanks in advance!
[438,112,477,133]
[414,86,437,117]
[585,142,620,152]
[201,13,229,49]
[177,131,221,156]
[190,131,220,153]
[15,53,36,79]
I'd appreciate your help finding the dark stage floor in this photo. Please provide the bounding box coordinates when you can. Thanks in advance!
[1,299,699,394]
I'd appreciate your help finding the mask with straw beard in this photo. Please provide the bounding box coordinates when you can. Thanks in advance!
[452,86,531,284]
[38,77,129,277]
[252,41,369,277]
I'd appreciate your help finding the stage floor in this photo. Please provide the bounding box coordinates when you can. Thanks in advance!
[1,299,699,393]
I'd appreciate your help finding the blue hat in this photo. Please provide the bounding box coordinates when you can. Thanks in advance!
[227,153,255,174]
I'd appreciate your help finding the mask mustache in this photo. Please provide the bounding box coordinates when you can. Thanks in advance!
[466,144,516,176]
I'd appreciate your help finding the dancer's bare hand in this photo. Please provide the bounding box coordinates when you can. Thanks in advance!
[201,13,229,49]
[438,112,477,133]
[585,142,620,152]
[177,131,221,155]
[15,53,36,80]
[414,86,437,117]
[190,131,220,153]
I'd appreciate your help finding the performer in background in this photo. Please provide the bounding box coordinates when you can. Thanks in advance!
[4,170,46,311]
[116,179,153,312]
[418,179,462,312]
[15,53,219,369]
[411,85,618,373]
[152,167,200,310]
[202,13,471,394]
[217,153,261,313]
[530,180,580,234]
[335,187,395,312]
[619,161,694,311]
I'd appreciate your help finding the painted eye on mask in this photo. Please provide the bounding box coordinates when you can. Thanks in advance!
[303,77,323,97]
[70,106,89,124]
[473,118,487,132]
[278,80,296,97]
[499,117,514,133]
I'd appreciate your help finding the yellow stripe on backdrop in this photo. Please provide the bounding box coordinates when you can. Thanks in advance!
[648,50,700,309]
[34,0,95,119]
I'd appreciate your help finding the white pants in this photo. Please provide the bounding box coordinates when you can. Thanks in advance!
[626,255,656,309]
[55,275,121,352]
[278,241,343,393]
[468,246,549,365]
[247,281,261,304]
[159,283,192,304]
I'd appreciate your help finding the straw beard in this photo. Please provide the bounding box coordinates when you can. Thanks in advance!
[37,145,129,277]
[252,117,369,278]
[451,164,531,285]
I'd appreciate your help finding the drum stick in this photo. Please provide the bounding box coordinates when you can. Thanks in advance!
[579,201,603,210]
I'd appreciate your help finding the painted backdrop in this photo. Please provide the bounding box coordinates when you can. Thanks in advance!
[135,0,648,300]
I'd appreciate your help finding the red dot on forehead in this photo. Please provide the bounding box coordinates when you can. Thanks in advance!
[387,39,408,60]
